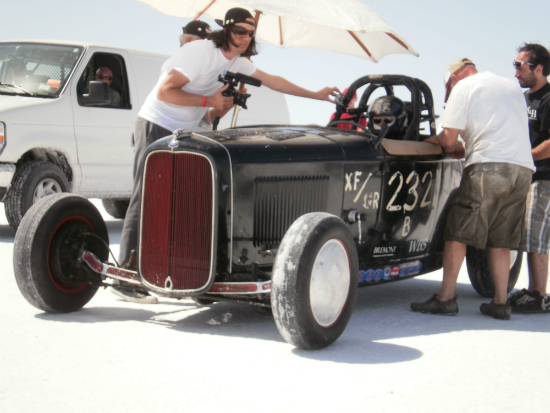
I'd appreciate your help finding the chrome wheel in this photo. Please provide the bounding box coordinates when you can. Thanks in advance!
[310,239,350,327]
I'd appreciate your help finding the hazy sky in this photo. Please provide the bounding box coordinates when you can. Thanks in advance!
[2,0,549,125]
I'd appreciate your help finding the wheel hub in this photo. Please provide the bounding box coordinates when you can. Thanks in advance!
[33,178,62,203]
[309,239,350,328]
[49,222,96,289]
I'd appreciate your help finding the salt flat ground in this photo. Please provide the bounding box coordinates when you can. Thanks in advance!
[1,200,549,413]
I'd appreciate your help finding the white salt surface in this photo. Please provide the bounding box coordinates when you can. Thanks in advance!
[1,200,549,412]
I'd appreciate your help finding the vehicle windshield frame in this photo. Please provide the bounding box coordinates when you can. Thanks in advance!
[0,42,85,98]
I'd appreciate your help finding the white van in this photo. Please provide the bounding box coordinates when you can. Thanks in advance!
[0,40,290,229]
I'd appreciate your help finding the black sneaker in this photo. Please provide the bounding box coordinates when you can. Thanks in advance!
[480,301,511,320]
[511,290,550,314]
[411,294,458,316]
[508,289,530,306]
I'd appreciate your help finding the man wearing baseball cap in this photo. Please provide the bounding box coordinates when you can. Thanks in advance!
[411,58,535,319]
[179,20,212,47]
[94,67,121,107]
[114,7,339,304]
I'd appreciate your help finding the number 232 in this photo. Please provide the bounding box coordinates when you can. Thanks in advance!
[386,170,433,213]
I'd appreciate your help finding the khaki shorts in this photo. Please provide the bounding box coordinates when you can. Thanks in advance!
[444,163,532,249]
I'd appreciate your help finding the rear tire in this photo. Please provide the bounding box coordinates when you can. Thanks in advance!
[466,247,522,298]
[5,161,69,231]
[13,193,109,313]
[101,199,129,219]
[272,213,358,350]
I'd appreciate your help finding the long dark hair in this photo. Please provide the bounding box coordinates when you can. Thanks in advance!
[209,28,258,58]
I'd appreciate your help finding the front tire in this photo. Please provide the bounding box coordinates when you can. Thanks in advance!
[272,213,358,350]
[101,199,129,219]
[13,193,109,313]
[466,247,522,298]
[5,161,70,230]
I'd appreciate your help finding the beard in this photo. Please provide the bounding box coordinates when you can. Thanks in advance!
[518,70,538,88]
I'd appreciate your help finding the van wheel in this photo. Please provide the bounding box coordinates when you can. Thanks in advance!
[13,193,109,313]
[466,247,523,298]
[271,213,358,350]
[5,161,69,231]
[101,199,129,219]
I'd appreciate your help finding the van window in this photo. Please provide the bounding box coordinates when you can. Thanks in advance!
[77,52,131,109]
[0,42,83,97]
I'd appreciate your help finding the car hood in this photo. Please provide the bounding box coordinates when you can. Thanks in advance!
[0,93,59,111]
[157,126,384,164]
[0,93,72,124]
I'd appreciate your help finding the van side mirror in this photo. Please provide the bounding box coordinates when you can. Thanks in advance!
[83,81,111,105]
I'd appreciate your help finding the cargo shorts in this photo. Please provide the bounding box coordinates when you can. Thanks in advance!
[444,162,533,249]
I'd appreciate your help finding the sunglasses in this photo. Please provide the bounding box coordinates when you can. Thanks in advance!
[231,25,255,37]
[512,60,534,69]
[97,74,112,81]
[373,116,395,125]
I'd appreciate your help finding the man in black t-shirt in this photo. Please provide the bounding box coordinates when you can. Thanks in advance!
[511,42,550,314]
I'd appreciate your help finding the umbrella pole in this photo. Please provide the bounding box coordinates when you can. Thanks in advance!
[230,81,246,128]
[347,31,374,60]
[230,105,241,128]
[254,10,262,27]
[193,0,216,20]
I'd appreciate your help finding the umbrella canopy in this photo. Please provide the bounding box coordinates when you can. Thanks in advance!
[139,0,418,62]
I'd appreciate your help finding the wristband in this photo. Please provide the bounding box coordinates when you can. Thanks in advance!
[202,96,207,107]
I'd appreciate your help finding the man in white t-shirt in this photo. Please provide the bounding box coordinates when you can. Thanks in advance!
[114,7,339,304]
[179,20,211,47]
[411,58,535,319]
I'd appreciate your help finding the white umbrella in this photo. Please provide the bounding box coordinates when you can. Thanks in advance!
[138,0,418,62]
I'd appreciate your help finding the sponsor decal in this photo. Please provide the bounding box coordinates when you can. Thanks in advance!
[409,239,428,253]
[383,267,392,280]
[374,269,383,281]
[359,270,367,282]
[366,269,375,281]
[410,260,422,274]
[391,266,399,277]
[373,245,397,257]
[397,260,423,277]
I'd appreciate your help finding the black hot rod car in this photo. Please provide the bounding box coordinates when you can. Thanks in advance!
[13,74,523,350]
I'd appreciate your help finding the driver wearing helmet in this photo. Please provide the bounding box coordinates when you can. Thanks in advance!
[367,95,408,139]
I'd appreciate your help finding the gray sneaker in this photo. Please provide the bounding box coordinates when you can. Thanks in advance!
[411,294,458,316]
[480,301,511,320]
[111,286,158,304]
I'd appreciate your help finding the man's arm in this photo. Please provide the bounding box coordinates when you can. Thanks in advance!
[425,127,459,146]
[425,127,464,159]
[532,132,550,161]
[251,69,339,102]
[157,69,234,112]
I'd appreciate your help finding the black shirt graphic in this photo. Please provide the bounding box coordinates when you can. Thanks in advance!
[525,83,550,181]
[526,82,550,181]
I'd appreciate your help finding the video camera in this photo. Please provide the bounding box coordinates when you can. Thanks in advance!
[217,70,262,110]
